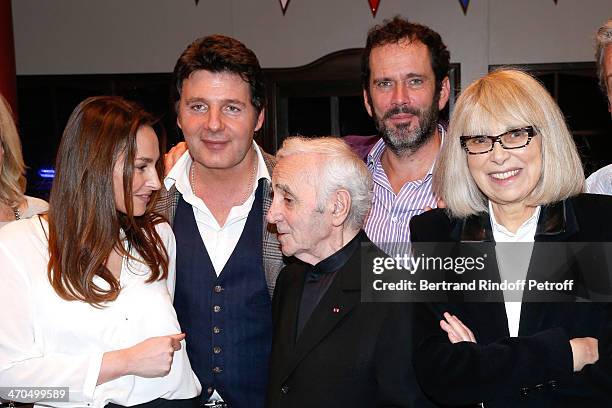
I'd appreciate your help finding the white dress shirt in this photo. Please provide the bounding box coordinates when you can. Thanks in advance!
[0,217,201,408]
[489,202,540,338]
[163,142,269,402]
[164,142,270,275]
[586,164,612,195]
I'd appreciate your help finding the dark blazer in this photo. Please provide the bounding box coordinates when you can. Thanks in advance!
[267,231,435,408]
[410,194,612,408]
[154,148,284,296]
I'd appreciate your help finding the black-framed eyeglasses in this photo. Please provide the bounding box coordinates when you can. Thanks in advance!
[460,126,536,155]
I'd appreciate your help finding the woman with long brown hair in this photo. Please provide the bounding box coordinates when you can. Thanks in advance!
[0,96,200,408]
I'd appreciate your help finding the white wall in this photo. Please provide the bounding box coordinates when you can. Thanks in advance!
[11,0,611,89]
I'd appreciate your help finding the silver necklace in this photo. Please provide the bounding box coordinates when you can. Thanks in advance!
[190,152,257,205]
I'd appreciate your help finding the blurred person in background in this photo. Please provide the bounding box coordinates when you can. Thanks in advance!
[0,93,47,228]
[586,18,612,194]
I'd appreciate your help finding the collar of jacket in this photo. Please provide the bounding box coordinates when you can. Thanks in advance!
[454,198,578,242]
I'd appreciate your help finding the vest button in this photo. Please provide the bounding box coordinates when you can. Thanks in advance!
[213,305,221,313]
[213,326,221,334]
[213,346,222,354]
[214,285,223,293]
[212,366,223,374]
[207,387,214,395]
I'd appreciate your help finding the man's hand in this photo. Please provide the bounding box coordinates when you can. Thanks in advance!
[164,142,188,176]
[570,337,599,371]
[424,198,446,212]
[440,312,476,343]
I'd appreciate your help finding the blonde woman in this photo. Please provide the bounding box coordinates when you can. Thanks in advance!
[411,70,612,407]
[0,94,47,228]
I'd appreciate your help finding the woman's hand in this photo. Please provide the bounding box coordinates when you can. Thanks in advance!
[123,333,185,377]
[570,337,599,372]
[440,312,476,343]
[98,333,185,384]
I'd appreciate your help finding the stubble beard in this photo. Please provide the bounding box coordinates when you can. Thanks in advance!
[374,96,440,156]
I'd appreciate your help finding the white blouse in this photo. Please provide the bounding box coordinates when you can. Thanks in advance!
[0,217,201,408]
[489,202,540,337]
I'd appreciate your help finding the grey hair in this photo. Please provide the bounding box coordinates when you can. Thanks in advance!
[276,137,373,230]
[595,19,612,93]
[434,69,584,218]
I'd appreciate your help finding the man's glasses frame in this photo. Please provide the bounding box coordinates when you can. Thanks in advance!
[460,126,536,155]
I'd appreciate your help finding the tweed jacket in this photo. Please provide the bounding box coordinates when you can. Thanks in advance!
[154,150,284,296]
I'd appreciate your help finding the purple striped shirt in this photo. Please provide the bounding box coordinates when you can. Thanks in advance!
[364,126,443,255]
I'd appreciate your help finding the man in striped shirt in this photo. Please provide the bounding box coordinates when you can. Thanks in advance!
[360,17,451,255]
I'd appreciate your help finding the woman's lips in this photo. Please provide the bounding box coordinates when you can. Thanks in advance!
[135,194,151,203]
[488,169,521,183]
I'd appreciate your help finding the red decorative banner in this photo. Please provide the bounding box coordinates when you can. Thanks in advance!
[458,0,470,15]
[368,0,381,17]
[279,0,290,15]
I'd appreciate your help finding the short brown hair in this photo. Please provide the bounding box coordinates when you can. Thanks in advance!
[362,16,450,94]
[173,34,265,113]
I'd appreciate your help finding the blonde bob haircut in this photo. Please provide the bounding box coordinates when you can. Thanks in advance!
[434,69,584,218]
[0,94,26,208]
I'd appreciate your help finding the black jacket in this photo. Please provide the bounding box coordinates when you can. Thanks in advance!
[266,231,435,408]
[410,194,612,408]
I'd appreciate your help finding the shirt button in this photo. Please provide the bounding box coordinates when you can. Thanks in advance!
[212,366,223,374]
[213,326,221,334]
[213,305,221,313]
[213,346,222,354]
[391,216,398,223]
[280,385,290,394]
[214,285,223,293]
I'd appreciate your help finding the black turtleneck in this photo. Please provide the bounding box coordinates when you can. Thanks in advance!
[295,232,362,340]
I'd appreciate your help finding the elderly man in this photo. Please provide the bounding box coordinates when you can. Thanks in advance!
[265,137,431,408]
[156,35,284,408]
[586,19,612,194]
